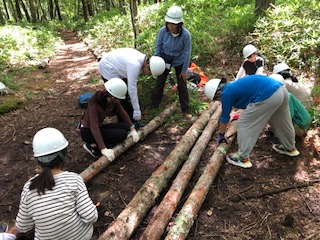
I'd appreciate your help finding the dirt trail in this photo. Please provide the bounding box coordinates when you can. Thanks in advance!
[1,30,320,240]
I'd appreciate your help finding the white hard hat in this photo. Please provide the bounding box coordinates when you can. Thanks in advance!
[243,44,257,58]
[150,56,165,78]
[269,73,284,84]
[33,127,69,158]
[165,6,183,24]
[204,79,222,100]
[273,62,290,74]
[104,78,127,99]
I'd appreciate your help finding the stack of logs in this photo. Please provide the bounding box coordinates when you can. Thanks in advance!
[80,101,237,240]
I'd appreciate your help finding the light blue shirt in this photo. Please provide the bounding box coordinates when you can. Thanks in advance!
[154,26,191,73]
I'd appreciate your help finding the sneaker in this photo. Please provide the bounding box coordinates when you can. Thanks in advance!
[226,153,252,168]
[272,144,300,157]
[83,143,100,157]
[0,223,8,233]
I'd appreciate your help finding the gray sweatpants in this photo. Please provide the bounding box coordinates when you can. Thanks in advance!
[237,86,295,158]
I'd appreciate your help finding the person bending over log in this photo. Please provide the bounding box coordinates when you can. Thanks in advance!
[204,74,300,169]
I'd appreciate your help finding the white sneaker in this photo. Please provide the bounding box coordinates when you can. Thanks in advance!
[272,144,300,157]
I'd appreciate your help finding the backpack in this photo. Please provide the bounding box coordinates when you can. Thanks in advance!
[79,92,94,109]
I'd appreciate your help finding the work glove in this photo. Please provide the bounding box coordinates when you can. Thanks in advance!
[0,233,17,240]
[216,133,228,146]
[101,148,115,162]
[133,110,141,121]
[128,129,139,143]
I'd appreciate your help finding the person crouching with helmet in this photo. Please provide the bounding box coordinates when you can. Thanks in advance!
[80,78,139,160]
[235,44,265,80]
[0,128,98,240]
[98,48,165,128]
[204,74,300,169]
[151,5,193,119]
[273,62,313,107]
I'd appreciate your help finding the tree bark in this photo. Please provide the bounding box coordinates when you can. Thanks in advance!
[14,0,22,20]
[19,0,30,22]
[80,104,178,183]
[140,102,221,240]
[81,0,89,21]
[165,120,237,240]
[98,102,218,240]
[129,0,138,48]
[28,0,37,22]
[2,0,10,20]
[54,0,62,20]
[0,6,5,24]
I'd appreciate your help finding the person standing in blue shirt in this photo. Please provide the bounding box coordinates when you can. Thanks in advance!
[204,74,300,168]
[151,5,192,119]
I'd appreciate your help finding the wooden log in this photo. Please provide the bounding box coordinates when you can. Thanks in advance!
[98,102,218,240]
[80,104,178,183]
[164,120,237,240]
[140,103,221,240]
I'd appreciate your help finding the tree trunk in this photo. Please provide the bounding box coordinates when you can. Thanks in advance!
[255,0,275,16]
[8,0,18,22]
[19,0,31,22]
[2,0,10,20]
[81,0,89,21]
[118,0,125,14]
[48,0,54,19]
[140,103,221,240]
[129,0,137,48]
[28,0,37,22]
[54,0,62,20]
[98,102,218,240]
[87,0,93,16]
[165,120,237,240]
[0,7,5,25]
[14,0,22,20]
[80,104,178,183]
[105,0,111,11]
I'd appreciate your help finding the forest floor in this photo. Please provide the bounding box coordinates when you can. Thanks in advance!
[1,30,320,240]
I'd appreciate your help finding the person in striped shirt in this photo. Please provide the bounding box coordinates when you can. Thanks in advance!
[1,127,98,240]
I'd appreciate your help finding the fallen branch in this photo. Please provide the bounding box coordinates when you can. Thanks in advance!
[140,102,221,240]
[164,120,237,240]
[230,179,320,202]
[80,104,178,182]
[98,102,219,240]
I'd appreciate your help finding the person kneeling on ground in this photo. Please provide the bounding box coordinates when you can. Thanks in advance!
[204,74,300,169]
[0,127,98,240]
[80,78,139,160]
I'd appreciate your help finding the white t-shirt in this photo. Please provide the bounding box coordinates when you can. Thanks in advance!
[15,171,98,240]
[98,48,146,115]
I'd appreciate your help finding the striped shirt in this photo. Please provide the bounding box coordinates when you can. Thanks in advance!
[15,171,98,240]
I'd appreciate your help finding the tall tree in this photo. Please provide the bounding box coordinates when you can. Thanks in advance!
[2,0,10,20]
[29,0,37,22]
[255,0,275,16]
[8,0,18,22]
[0,8,5,25]
[20,0,31,22]
[105,0,111,11]
[81,0,89,21]
[129,0,138,48]
[48,0,54,20]
[118,0,125,14]
[54,0,62,20]
[14,0,23,20]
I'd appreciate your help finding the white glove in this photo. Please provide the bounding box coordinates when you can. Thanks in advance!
[101,148,115,162]
[128,129,139,143]
[133,110,141,121]
[0,233,17,240]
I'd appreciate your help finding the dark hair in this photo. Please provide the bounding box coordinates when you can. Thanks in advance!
[165,22,183,35]
[279,70,298,83]
[88,90,109,108]
[29,148,67,195]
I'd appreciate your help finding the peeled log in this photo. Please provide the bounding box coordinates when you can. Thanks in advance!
[140,103,221,240]
[164,120,237,240]
[80,104,177,183]
[98,102,218,240]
